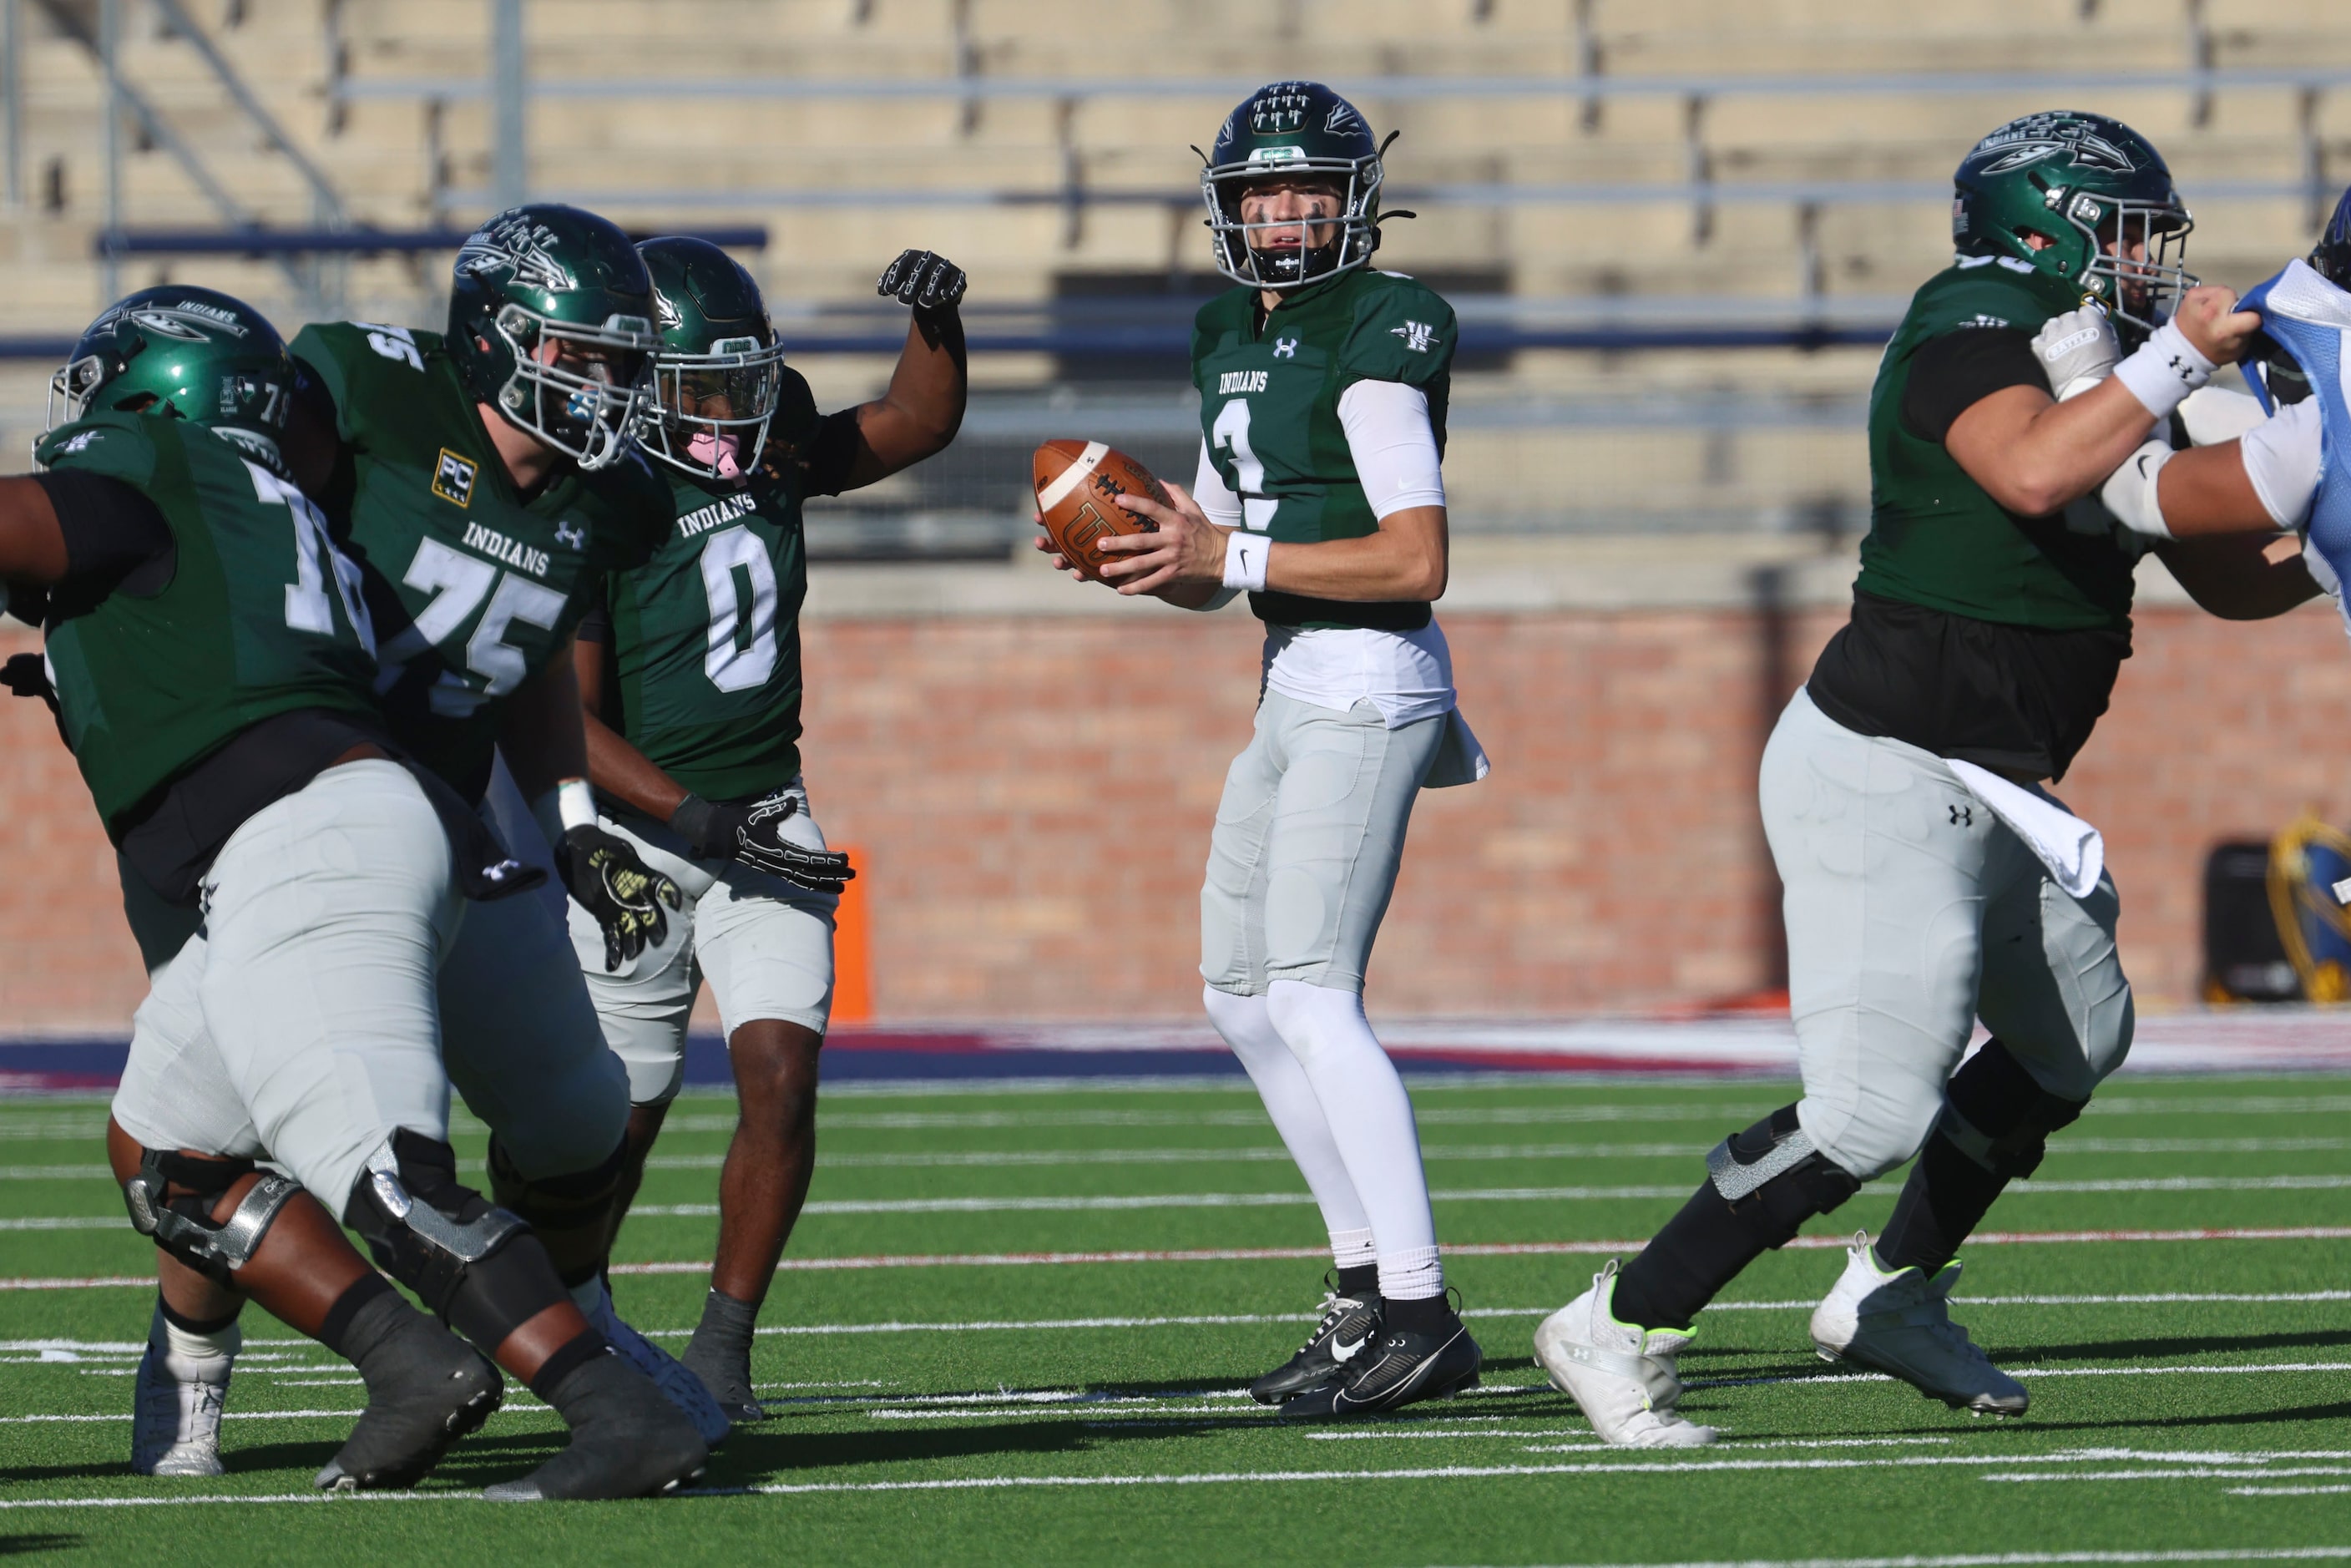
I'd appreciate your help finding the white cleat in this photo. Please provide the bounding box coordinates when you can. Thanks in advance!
[130,1338,230,1477]
[581,1278,732,1447]
[1809,1232,2028,1417]
[1532,1260,1716,1448]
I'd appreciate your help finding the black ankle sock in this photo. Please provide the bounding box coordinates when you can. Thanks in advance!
[528,1330,611,1403]
[1875,1136,2007,1275]
[1334,1264,1379,1297]
[1610,1181,1782,1332]
[1383,1293,1452,1333]
[157,1293,244,1339]
[315,1274,403,1363]
[686,1287,760,1362]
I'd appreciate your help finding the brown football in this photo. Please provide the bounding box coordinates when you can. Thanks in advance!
[1033,439,1168,584]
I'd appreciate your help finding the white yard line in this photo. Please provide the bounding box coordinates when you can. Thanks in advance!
[1446,1551,2351,1567]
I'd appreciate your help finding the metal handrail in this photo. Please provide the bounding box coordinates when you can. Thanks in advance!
[148,0,346,230]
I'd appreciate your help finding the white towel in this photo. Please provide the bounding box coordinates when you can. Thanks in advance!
[1946,760,2106,901]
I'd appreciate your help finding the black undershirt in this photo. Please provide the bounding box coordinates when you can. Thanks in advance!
[23,469,523,905]
[1808,326,2128,781]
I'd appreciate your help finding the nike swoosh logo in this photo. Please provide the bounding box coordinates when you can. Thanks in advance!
[1330,1333,1368,1364]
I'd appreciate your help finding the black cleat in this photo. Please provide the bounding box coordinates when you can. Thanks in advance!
[314,1315,503,1491]
[482,1352,707,1501]
[1280,1305,1482,1420]
[1250,1282,1383,1405]
[679,1335,765,1424]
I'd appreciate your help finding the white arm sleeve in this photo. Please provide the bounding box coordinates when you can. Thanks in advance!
[1336,380,1446,520]
[1186,438,1241,613]
[2241,399,2325,529]
[1191,438,1243,528]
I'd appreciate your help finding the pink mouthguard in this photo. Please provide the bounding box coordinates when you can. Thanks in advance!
[688,432,743,478]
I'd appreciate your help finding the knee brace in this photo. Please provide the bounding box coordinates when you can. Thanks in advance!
[344,1130,559,1350]
[1705,1104,1864,1248]
[121,1149,300,1284]
[488,1134,625,1287]
[1936,1039,2091,1181]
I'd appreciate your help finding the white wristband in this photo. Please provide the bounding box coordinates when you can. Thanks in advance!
[531,777,597,847]
[2111,321,2217,420]
[2097,438,2176,539]
[1221,529,1269,594]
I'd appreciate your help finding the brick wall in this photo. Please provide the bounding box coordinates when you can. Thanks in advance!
[7,601,2348,1032]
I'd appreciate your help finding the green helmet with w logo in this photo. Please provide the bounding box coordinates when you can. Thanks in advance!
[1952,110,2194,331]
[448,203,658,471]
[635,235,788,483]
[46,285,295,472]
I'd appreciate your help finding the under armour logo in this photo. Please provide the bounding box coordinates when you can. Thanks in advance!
[554,520,588,551]
[1949,804,1974,827]
[1390,320,1437,353]
[1272,337,1298,358]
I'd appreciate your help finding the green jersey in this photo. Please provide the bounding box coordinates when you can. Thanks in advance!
[597,449,811,802]
[34,412,379,842]
[291,320,669,802]
[1859,260,2142,633]
[1191,268,1455,631]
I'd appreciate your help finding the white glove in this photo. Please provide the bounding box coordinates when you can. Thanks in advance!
[2032,306,2122,401]
[2099,437,2176,539]
[2177,382,2267,447]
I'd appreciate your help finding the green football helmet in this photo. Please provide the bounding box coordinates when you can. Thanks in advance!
[46,285,296,471]
[1200,80,1389,291]
[448,203,658,471]
[1952,110,2194,331]
[635,236,787,482]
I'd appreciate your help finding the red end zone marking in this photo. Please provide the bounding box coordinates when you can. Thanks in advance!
[4,1227,2347,1291]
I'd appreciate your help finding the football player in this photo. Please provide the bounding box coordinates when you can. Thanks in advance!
[2086,185,2350,582]
[564,239,966,1420]
[1044,80,1487,1417]
[5,286,705,1498]
[1530,110,2294,1446]
[115,205,733,1468]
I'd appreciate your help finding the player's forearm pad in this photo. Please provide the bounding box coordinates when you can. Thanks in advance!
[2099,438,2176,539]
[1221,529,1268,594]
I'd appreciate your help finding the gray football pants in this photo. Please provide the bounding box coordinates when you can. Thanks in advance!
[116,781,630,1194]
[1201,690,1444,995]
[111,760,466,1212]
[1763,688,2134,1181]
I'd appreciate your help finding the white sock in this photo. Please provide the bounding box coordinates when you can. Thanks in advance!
[1201,985,1372,1242]
[1264,979,1442,1292]
[154,1303,240,1384]
[1328,1227,1378,1272]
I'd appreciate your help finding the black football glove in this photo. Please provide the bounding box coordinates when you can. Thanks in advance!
[669,790,857,896]
[554,827,682,971]
[877,249,966,316]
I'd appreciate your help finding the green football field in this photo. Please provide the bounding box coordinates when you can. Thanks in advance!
[3,1070,2350,1566]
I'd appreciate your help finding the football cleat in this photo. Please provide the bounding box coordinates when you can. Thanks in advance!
[482,1353,706,1502]
[1279,1299,1480,1419]
[1250,1280,1383,1405]
[130,1338,230,1477]
[582,1278,732,1446]
[678,1337,765,1425]
[315,1316,503,1491]
[1809,1232,2028,1416]
[1533,1260,1716,1448]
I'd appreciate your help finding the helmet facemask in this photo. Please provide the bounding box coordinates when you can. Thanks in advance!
[1203,157,1383,291]
[637,333,786,481]
[479,302,654,472]
[2065,193,2197,331]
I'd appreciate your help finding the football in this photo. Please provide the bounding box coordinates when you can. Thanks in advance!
[1032,439,1169,584]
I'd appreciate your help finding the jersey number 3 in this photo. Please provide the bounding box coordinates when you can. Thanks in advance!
[700,524,780,693]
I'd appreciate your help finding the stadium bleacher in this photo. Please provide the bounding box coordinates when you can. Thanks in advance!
[2,0,2348,538]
